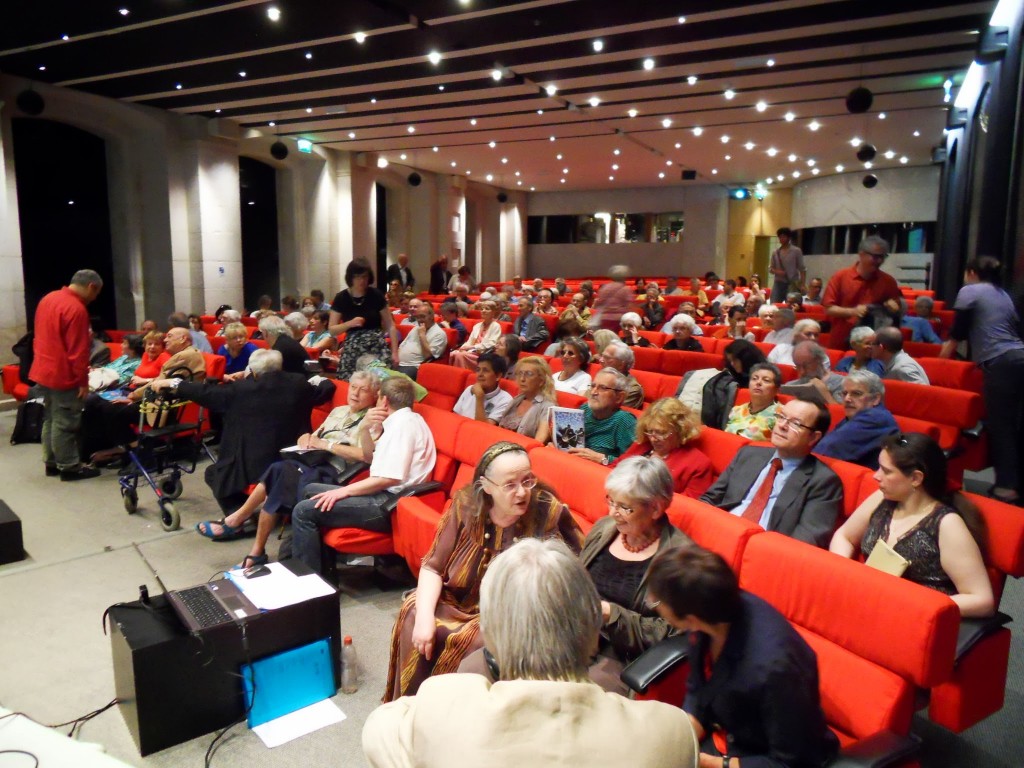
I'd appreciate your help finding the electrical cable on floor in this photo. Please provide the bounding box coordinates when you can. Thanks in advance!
[0,749,39,767]
[204,619,255,768]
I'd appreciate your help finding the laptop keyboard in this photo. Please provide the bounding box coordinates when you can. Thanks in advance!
[176,585,232,629]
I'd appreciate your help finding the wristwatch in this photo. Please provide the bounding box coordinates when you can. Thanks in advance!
[601,454,611,466]
[723,756,731,768]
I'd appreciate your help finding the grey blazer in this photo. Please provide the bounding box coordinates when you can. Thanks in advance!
[699,445,843,548]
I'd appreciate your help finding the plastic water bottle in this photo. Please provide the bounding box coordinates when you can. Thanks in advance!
[341,635,359,694]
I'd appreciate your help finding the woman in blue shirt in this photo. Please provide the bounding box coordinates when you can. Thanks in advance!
[217,322,257,375]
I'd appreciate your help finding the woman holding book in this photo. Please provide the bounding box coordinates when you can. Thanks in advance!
[829,433,994,617]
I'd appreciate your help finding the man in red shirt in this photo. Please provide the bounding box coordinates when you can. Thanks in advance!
[29,269,104,480]
[822,236,901,350]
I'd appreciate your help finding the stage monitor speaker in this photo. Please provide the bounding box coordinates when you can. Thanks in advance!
[0,499,24,564]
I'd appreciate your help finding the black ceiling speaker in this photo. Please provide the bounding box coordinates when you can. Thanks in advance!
[16,90,44,116]
[681,169,697,181]
[856,144,877,162]
[270,140,289,160]
[496,192,508,203]
[407,172,422,186]
[863,174,878,189]
[846,87,873,114]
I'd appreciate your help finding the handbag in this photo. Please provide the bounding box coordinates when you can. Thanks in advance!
[279,448,333,468]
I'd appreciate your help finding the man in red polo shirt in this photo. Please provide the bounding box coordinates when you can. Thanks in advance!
[822,235,901,350]
[29,269,103,480]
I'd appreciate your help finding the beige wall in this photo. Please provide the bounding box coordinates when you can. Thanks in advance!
[725,188,793,280]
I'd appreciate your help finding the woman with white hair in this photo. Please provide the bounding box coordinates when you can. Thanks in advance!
[450,300,502,370]
[382,441,583,702]
[619,311,652,347]
[663,313,702,352]
[365,536,699,768]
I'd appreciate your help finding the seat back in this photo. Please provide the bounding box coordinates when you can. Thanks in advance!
[814,454,875,519]
[687,428,749,476]
[660,350,722,377]
[664,495,760,572]
[530,446,611,532]
[410,403,463,491]
[630,345,663,372]
[417,362,471,410]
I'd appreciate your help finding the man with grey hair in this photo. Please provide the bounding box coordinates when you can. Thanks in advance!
[291,377,436,572]
[872,327,930,385]
[513,296,550,350]
[363,537,698,768]
[283,311,309,340]
[30,269,104,480]
[258,313,308,375]
[763,307,796,345]
[151,347,333,514]
[215,309,242,335]
[570,368,637,466]
[823,235,902,349]
[780,341,845,403]
[591,342,644,409]
[901,296,942,344]
[767,317,820,366]
[396,300,448,379]
[560,292,592,325]
[168,311,213,353]
[815,370,898,469]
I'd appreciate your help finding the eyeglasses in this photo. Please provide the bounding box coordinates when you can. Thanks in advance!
[516,369,539,378]
[865,251,888,261]
[560,349,578,356]
[645,430,673,441]
[606,496,637,515]
[484,474,538,494]
[591,383,621,394]
[775,413,812,432]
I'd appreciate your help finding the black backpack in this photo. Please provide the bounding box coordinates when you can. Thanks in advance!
[10,400,44,444]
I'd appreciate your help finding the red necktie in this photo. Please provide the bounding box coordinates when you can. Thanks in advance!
[742,458,783,525]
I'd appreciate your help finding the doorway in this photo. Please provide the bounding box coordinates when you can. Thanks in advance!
[239,156,280,310]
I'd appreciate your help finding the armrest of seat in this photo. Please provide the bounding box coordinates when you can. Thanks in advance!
[382,481,445,513]
[334,461,371,486]
[961,420,985,439]
[828,730,920,768]
[956,612,1012,664]
[619,634,690,694]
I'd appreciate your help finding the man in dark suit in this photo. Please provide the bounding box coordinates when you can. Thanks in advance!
[512,296,550,351]
[151,348,333,514]
[386,253,415,289]
[700,396,842,548]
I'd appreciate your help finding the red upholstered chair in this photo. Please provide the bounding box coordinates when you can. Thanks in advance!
[686,428,748,476]
[660,350,722,377]
[1,365,29,400]
[417,362,472,410]
[630,345,663,372]
[529,445,612,533]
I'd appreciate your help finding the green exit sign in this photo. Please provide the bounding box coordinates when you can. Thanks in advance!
[297,139,313,153]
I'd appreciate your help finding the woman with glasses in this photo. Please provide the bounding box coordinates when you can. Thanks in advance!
[215,322,258,376]
[553,337,593,395]
[383,441,583,701]
[496,356,556,442]
[830,432,994,618]
[579,457,694,693]
[613,398,713,498]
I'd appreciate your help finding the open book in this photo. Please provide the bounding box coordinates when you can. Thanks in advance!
[864,538,910,578]
[550,407,585,451]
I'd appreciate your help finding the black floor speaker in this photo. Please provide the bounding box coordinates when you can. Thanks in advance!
[0,499,25,565]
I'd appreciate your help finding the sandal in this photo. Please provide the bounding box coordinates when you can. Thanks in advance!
[195,519,249,542]
[235,553,269,570]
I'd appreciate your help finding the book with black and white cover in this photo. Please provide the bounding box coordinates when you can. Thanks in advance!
[550,407,585,451]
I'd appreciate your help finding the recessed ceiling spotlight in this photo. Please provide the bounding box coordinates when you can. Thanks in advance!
[266,6,281,21]
[884,150,895,159]
[491,69,502,81]
[61,34,69,41]
[766,147,778,157]
[878,112,887,119]
[678,16,686,23]
[788,153,797,162]
[627,108,638,118]
[515,171,521,176]
[724,89,736,100]
[643,58,655,70]
[592,39,604,52]
[268,121,275,126]
[537,109,543,114]
[306,107,313,113]
[766,58,775,67]
[486,174,493,181]
[562,168,569,174]
[755,101,767,112]
[377,157,389,168]
[850,137,862,147]
[215,108,222,113]
[589,97,601,107]
[744,141,755,150]
[432,146,438,152]
[451,161,457,167]
[792,171,801,178]
[407,125,414,132]
[807,158,816,166]
[784,112,795,122]
[517,180,523,186]
[913,130,920,137]
[659,172,665,179]
[766,177,773,184]
[808,120,821,131]
[370,98,377,103]
[711,169,718,175]
[864,161,873,169]
[530,186,536,191]
[176,83,183,90]
[665,160,672,166]
[674,142,681,149]
[556,153,563,160]
[613,149,620,155]
[692,126,703,136]
[612,164,619,170]
[38,65,46,71]
[400,153,407,160]
[835,164,844,172]
[662,118,673,128]
[687,75,698,86]
[720,135,730,143]
[776,174,784,181]
[546,84,558,96]
[725,154,732,160]
[470,119,477,125]
[560,178,566,183]
[466,170,471,175]
[550,136,556,141]
[354,32,367,43]
[501,157,508,164]
[119,8,130,16]
[349,132,356,139]
[488,141,496,148]
[238,71,247,78]
[439,85,445,91]
[812,168,820,175]
[900,156,909,164]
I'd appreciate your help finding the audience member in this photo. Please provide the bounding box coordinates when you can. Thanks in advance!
[535,289,558,316]
[763,307,796,345]
[902,296,942,343]
[497,356,555,442]
[803,276,824,305]
[700,396,842,547]
[249,294,274,319]
[301,310,339,352]
[216,322,258,375]
[280,295,301,315]
[725,362,781,441]
[131,331,170,386]
[139,318,159,335]
[941,255,1024,504]
[552,337,592,395]
[88,321,112,367]
[663,313,702,352]
[647,546,838,767]
[213,309,240,335]
[94,333,144,389]
[560,292,592,325]
[329,260,399,380]
[494,333,522,377]
[619,311,651,347]
[512,296,550,351]
[592,343,645,409]
[542,316,585,356]
[450,300,502,370]
[767,317,821,365]
[453,353,514,423]
[780,341,845,403]
[386,253,415,289]
[395,301,447,379]
[310,289,332,311]
[815,370,898,469]
[591,265,634,331]
[382,443,583,700]
[283,311,310,341]
[257,315,309,376]
[428,255,451,294]
[613,399,713,498]
[438,303,468,345]
[169,311,213,354]
[873,327,929,385]
[661,302,704,335]
[639,282,665,328]
[834,326,885,376]
[291,378,436,572]
[676,339,766,430]
[831,433,994,617]
[713,306,754,341]
[569,368,637,465]
[665,276,684,296]
[716,279,746,311]
[823,235,902,349]
[688,277,709,311]
[769,226,806,303]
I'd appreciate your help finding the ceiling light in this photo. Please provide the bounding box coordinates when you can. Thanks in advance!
[662,118,672,128]
[486,174,493,181]
[674,143,681,149]
[377,158,389,169]
[562,168,569,174]
[836,164,844,172]
[788,153,797,162]
[766,147,778,157]
[864,161,873,169]
[491,69,502,81]
[678,16,686,23]
[900,156,909,164]
[720,135,730,143]
[119,8,130,16]
[349,132,356,138]
[724,89,736,100]
[643,58,655,70]
[407,125,414,132]
[514,171,520,176]
[711,169,718,175]
[432,146,438,152]
[537,109,543,114]
[812,168,820,175]
[807,159,816,166]
[427,50,443,65]
[215,109,221,113]
[850,137,862,147]
[266,6,281,21]
[550,136,556,141]
[687,75,698,86]
[268,121,275,126]
[305,52,313,60]
[545,84,557,96]
[517,181,522,186]
[451,161,457,167]
[659,172,665,179]
[592,40,604,52]
[884,150,895,159]
[744,141,755,150]
[176,83,182,90]
[556,154,563,160]
[784,112,795,122]
[489,141,496,148]
[439,85,445,91]
[370,98,377,103]
[777,174,784,181]
[808,120,821,131]
[666,160,672,166]
[878,112,887,119]
[766,58,775,67]
[613,149,620,155]
[755,101,767,112]
[354,32,366,44]
[692,126,703,136]
[470,119,477,125]
[792,171,801,178]
[725,154,731,160]
[913,130,921,137]
[466,170,471,175]
[38,65,46,71]
[609,176,615,181]
[766,177,773,184]
[400,153,407,160]
[560,178,566,183]
[239,71,247,77]
[589,97,601,107]
[627,108,638,118]
[531,187,536,191]
[501,157,508,164]
[612,164,619,170]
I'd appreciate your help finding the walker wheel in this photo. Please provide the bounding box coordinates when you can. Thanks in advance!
[159,500,180,531]
[123,488,138,515]
[161,476,183,500]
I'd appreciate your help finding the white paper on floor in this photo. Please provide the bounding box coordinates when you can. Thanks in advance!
[251,699,347,748]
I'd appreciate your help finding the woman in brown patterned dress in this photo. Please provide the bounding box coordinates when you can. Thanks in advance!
[383,441,584,701]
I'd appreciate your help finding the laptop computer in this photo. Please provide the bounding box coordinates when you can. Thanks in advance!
[166,580,262,633]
